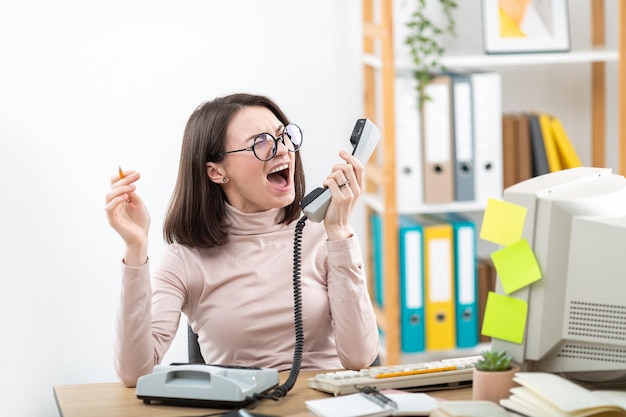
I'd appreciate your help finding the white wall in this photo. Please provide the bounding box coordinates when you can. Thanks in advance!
[0,1,363,416]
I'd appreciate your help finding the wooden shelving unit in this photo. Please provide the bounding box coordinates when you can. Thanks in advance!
[362,0,625,366]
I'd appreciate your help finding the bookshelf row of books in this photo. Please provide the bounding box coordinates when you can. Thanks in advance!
[371,212,497,353]
[502,111,582,190]
[392,70,583,213]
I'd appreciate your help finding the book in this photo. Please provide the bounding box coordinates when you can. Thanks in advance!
[511,113,533,183]
[527,113,550,177]
[539,112,562,172]
[477,258,496,343]
[550,115,583,169]
[503,113,533,189]
[500,372,626,417]
[305,390,440,417]
[502,114,518,189]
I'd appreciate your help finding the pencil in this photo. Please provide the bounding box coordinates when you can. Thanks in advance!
[374,365,458,379]
[118,166,125,179]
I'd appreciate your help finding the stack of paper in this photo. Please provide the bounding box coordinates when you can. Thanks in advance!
[501,372,626,417]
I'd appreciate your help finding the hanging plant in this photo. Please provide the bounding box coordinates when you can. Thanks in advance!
[405,0,458,109]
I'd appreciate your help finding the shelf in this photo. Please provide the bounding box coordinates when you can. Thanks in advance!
[363,46,619,73]
[364,195,488,216]
[362,0,623,367]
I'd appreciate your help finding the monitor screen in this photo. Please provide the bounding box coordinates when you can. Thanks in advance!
[491,167,626,383]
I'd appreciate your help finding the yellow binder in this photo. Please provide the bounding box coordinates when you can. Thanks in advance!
[550,116,583,169]
[419,215,456,351]
[538,113,561,172]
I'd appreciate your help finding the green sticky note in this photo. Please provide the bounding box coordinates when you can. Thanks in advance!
[480,198,527,246]
[491,239,542,294]
[481,292,528,344]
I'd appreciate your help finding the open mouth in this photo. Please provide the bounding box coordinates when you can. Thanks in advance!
[267,163,290,187]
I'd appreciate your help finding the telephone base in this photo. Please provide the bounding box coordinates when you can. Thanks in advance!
[135,364,280,409]
[138,394,258,409]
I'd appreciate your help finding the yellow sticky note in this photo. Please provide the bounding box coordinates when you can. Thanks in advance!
[480,198,527,246]
[481,292,528,344]
[491,239,542,294]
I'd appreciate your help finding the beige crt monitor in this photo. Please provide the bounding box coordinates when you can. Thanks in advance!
[491,167,626,383]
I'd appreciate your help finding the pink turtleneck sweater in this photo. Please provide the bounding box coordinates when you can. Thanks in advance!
[114,205,379,387]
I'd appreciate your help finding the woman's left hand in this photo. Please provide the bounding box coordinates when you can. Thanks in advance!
[322,150,363,240]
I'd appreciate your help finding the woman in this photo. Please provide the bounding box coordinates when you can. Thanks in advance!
[105,93,379,388]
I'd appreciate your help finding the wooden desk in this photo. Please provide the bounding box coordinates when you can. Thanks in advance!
[54,371,472,417]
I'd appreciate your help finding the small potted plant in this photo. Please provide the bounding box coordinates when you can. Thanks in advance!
[472,349,520,403]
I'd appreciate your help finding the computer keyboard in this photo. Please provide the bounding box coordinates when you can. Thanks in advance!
[308,355,481,396]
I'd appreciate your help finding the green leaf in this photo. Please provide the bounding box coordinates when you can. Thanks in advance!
[404,0,458,109]
[475,349,513,372]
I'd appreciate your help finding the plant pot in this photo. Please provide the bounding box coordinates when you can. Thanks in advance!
[472,365,520,403]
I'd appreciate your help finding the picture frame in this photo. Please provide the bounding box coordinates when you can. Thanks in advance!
[482,0,571,54]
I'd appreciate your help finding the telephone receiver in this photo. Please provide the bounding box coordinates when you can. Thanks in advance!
[300,118,381,222]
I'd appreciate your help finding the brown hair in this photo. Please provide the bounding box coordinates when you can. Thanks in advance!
[163,93,306,248]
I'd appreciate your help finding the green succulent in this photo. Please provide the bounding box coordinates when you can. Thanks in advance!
[475,349,513,372]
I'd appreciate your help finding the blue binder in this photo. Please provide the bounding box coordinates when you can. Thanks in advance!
[398,216,426,353]
[441,213,479,348]
[370,213,384,307]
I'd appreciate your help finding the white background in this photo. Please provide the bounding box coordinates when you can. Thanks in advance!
[0,1,619,416]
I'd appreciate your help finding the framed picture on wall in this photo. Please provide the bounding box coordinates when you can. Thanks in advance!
[482,0,570,54]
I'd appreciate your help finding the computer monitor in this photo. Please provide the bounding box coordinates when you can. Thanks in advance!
[491,167,626,383]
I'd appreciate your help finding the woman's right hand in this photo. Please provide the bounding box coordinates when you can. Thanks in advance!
[105,168,151,266]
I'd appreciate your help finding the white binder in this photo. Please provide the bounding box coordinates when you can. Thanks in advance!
[471,71,503,206]
[395,76,423,212]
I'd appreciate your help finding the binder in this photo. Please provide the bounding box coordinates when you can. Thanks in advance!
[471,71,503,205]
[394,76,423,211]
[526,113,550,176]
[502,114,517,189]
[431,213,478,348]
[398,216,426,353]
[439,213,478,349]
[414,215,456,351]
[370,212,385,307]
[550,116,583,169]
[477,258,496,343]
[448,72,475,202]
[538,112,561,172]
[511,114,533,183]
[421,75,454,204]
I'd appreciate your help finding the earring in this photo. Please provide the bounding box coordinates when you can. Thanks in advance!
[222,178,228,183]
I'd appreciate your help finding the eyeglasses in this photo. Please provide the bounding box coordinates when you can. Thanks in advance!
[215,123,303,162]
